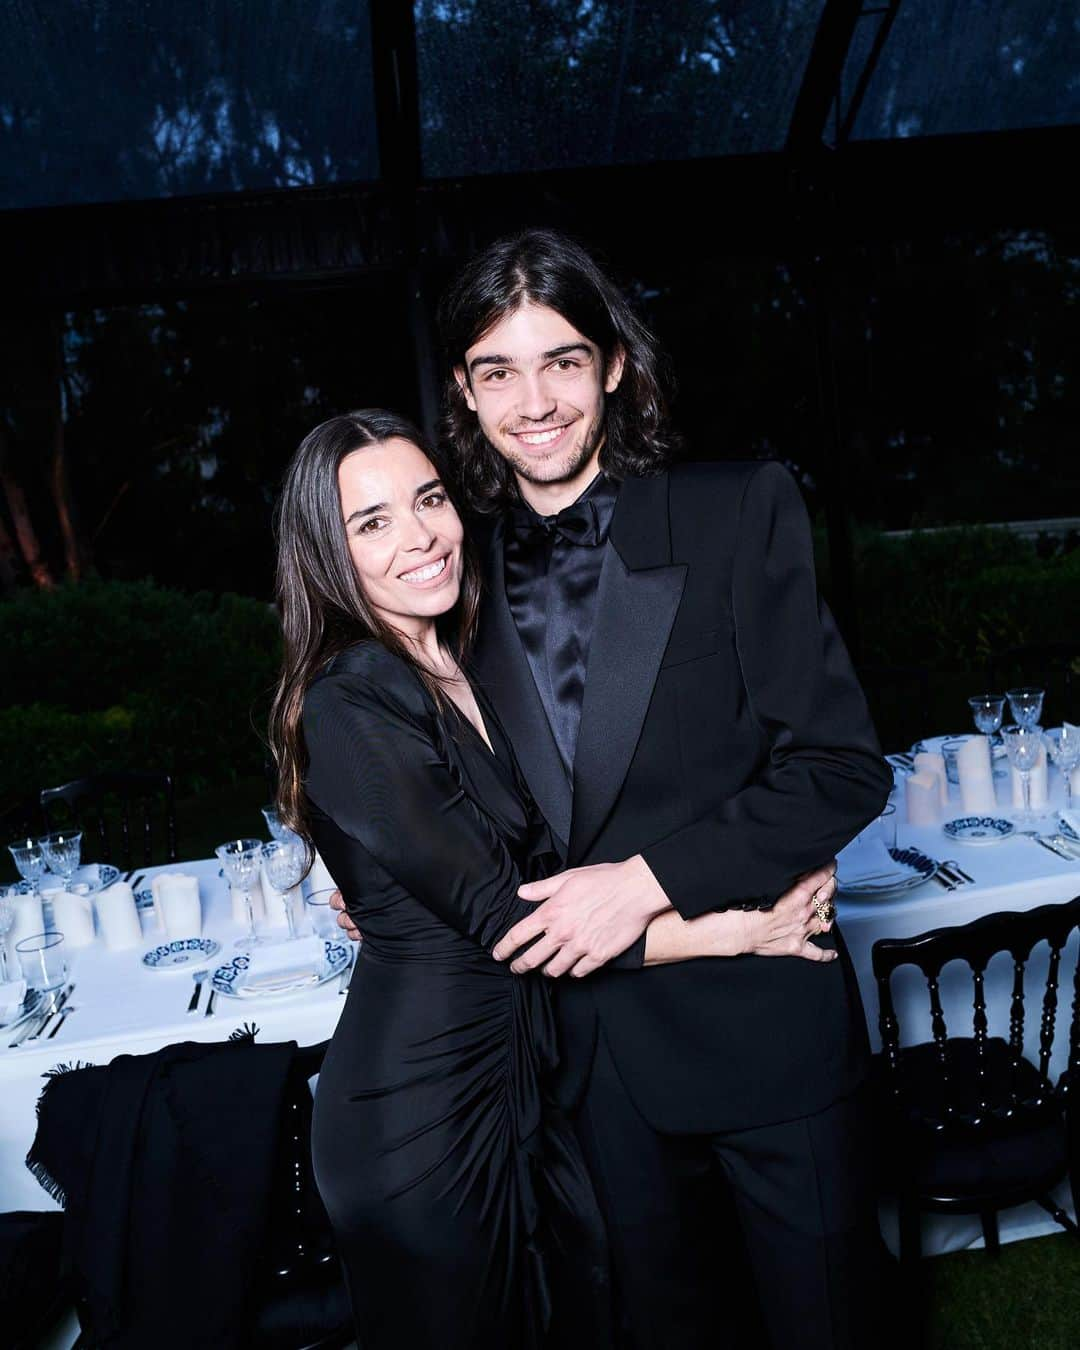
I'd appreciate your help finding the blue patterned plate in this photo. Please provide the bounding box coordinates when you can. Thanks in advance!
[142,938,221,971]
[839,845,939,897]
[210,939,349,999]
[942,816,1014,845]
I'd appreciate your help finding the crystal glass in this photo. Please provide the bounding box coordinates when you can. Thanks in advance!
[305,888,345,941]
[0,891,14,982]
[261,805,286,842]
[215,838,265,950]
[8,838,47,892]
[262,840,305,941]
[38,831,82,884]
[968,694,1005,739]
[16,930,67,992]
[1045,725,1080,810]
[1007,687,1045,730]
[1003,724,1043,822]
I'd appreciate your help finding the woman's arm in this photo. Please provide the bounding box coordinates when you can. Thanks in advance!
[643,877,838,966]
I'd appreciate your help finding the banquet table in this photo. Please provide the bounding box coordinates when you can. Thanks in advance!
[3,760,1080,1259]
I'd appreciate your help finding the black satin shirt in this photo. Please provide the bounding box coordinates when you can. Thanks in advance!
[503,472,619,776]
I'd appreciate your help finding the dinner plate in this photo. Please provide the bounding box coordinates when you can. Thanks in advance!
[210,938,350,999]
[942,816,1014,845]
[839,845,939,897]
[142,938,221,972]
[55,863,122,896]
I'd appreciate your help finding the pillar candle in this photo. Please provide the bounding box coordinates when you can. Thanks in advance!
[95,882,143,950]
[957,735,997,813]
[51,890,96,947]
[905,771,942,825]
[151,874,202,940]
[6,893,45,969]
[913,751,949,807]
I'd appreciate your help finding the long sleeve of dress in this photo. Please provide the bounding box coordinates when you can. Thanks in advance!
[302,650,539,952]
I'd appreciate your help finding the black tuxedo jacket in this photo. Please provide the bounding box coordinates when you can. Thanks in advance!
[471,460,893,1133]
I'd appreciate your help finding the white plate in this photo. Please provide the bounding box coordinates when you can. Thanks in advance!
[942,816,1014,845]
[839,846,940,897]
[210,939,350,999]
[142,938,221,972]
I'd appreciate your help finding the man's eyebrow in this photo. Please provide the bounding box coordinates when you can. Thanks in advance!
[344,480,442,528]
[467,342,592,373]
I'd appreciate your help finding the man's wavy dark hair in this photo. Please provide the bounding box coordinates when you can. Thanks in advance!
[437,228,678,513]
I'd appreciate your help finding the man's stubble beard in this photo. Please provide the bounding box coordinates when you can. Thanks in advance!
[486,414,606,489]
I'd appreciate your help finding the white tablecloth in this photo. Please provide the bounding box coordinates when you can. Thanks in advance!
[3,766,1079,1256]
[0,858,346,1213]
[836,763,1080,1254]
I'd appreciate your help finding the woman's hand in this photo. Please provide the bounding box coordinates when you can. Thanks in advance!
[330,888,363,942]
[738,879,837,962]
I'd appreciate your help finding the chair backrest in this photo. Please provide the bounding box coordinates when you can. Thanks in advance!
[39,772,177,870]
[872,896,1080,1127]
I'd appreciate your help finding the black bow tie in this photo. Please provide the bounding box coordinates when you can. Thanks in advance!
[508,499,605,548]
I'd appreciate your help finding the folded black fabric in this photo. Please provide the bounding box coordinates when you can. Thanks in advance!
[27,1037,296,1349]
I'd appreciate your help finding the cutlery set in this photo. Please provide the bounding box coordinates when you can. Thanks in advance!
[1018,830,1080,862]
[7,983,77,1049]
[931,860,974,892]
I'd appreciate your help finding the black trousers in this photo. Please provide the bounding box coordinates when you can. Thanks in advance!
[573,1029,880,1350]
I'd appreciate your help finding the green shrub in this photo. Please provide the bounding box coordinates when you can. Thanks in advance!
[0,580,282,802]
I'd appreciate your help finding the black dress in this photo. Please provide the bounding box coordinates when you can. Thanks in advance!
[302,641,611,1350]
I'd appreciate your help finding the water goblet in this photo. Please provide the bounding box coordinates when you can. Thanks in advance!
[262,840,305,941]
[1003,725,1043,823]
[1007,687,1045,730]
[305,888,346,942]
[215,839,264,950]
[261,805,286,842]
[1044,725,1080,810]
[968,694,1005,742]
[8,838,47,893]
[38,831,83,886]
[0,892,14,982]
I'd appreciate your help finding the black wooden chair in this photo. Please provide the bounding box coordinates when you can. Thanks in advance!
[871,896,1080,1264]
[39,771,178,870]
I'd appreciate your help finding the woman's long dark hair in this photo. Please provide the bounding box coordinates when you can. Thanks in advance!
[437,227,678,513]
[269,409,482,844]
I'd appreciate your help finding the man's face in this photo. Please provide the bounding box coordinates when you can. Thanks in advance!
[456,302,624,494]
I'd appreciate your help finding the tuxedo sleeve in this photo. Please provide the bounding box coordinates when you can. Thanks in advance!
[641,462,892,921]
[302,667,539,952]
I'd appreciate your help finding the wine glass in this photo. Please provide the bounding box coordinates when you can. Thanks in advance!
[968,694,1005,741]
[38,831,83,886]
[261,805,286,842]
[8,838,46,895]
[1003,725,1043,823]
[262,840,305,942]
[1045,725,1080,811]
[0,891,15,982]
[215,838,264,950]
[1007,687,1045,730]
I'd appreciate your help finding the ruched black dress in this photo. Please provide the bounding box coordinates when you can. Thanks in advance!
[302,642,611,1350]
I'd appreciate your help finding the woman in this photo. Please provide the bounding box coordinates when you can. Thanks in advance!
[268,410,834,1349]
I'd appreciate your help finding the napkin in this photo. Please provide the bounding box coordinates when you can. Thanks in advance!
[957,735,997,813]
[0,977,28,1023]
[905,770,942,826]
[1060,809,1080,840]
[838,838,899,886]
[241,936,325,992]
[1011,741,1048,809]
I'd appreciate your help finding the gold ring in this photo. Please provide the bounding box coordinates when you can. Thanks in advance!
[813,895,836,925]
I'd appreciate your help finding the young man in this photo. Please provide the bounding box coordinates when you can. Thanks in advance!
[333,230,893,1347]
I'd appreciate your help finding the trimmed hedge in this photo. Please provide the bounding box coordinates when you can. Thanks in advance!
[0,580,281,802]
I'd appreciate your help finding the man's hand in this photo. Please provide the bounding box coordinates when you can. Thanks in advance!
[329,888,362,942]
[492,855,670,979]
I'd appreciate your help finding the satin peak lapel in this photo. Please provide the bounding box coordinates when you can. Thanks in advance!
[569,474,686,862]
[472,516,573,848]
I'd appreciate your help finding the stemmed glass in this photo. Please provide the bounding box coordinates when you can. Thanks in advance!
[968,694,1005,742]
[1045,725,1080,811]
[1007,687,1045,730]
[38,831,83,887]
[215,838,264,950]
[0,892,15,982]
[262,839,305,942]
[8,838,47,897]
[1003,725,1043,823]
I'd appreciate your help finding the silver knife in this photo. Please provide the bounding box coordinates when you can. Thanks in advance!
[942,859,975,885]
[47,1007,74,1039]
[204,988,217,1018]
[1033,835,1073,860]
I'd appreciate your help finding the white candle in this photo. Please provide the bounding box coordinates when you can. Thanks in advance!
[1012,741,1049,810]
[957,735,997,813]
[51,891,96,947]
[151,874,202,940]
[913,752,949,807]
[95,882,143,950]
[307,851,336,896]
[6,893,45,969]
[905,771,941,825]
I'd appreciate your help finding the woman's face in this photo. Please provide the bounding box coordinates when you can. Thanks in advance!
[338,438,465,637]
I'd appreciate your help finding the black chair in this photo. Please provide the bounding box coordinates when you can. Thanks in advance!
[39,771,178,870]
[872,896,1080,1263]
